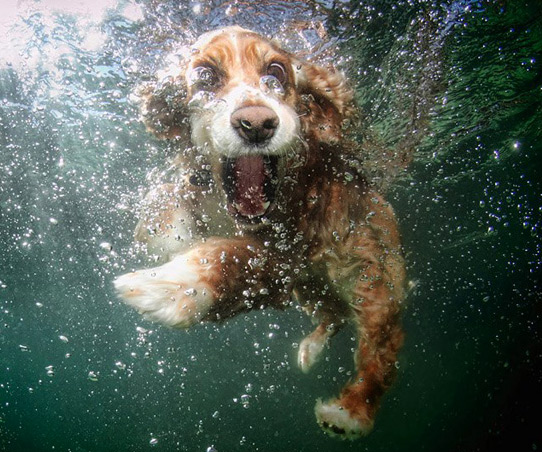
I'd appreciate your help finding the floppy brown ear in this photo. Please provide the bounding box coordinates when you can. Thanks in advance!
[294,61,356,143]
[137,72,189,140]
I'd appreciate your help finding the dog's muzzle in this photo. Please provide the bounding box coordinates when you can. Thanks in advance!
[230,105,279,144]
[218,105,282,222]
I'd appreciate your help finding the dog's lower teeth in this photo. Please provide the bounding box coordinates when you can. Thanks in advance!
[232,200,270,217]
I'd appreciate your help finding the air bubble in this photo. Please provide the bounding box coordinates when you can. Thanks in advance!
[240,394,251,408]
[88,371,99,382]
[99,242,112,251]
[260,75,285,96]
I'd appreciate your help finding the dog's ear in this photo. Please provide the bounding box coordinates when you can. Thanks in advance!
[137,67,189,140]
[293,61,356,143]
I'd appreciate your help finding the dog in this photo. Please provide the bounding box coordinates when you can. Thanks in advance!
[114,26,405,439]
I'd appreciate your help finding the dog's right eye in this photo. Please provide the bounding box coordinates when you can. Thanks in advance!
[190,66,219,89]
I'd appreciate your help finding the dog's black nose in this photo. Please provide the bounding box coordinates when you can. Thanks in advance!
[231,106,279,144]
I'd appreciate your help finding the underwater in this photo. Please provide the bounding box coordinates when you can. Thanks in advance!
[0,0,540,451]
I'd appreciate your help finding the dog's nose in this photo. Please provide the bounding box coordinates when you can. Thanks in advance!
[231,106,279,144]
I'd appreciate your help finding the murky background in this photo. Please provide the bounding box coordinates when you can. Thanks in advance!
[1,1,540,451]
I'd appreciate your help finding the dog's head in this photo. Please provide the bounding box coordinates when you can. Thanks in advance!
[140,26,354,223]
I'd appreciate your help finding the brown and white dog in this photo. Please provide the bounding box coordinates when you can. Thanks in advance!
[115,26,405,439]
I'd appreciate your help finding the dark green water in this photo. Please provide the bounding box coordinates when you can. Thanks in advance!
[0,1,540,451]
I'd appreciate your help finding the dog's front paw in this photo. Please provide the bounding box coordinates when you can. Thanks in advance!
[114,255,214,328]
[315,398,373,440]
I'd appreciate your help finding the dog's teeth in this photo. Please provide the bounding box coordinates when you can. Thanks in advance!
[262,201,270,210]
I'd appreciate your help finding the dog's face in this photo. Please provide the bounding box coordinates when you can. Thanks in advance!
[187,27,302,220]
[141,26,354,223]
[188,27,301,158]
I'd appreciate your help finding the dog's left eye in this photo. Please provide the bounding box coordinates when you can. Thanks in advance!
[190,66,219,89]
[266,62,287,85]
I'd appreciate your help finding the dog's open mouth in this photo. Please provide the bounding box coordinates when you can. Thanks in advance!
[222,155,279,221]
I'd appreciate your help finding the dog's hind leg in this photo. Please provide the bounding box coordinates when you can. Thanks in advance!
[297,322,335,373]
[294,271,350,373]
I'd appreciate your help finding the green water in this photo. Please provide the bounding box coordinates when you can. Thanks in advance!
[0,1,540,451]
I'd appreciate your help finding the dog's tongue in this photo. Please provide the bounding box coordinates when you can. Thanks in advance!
[232,155,268,217]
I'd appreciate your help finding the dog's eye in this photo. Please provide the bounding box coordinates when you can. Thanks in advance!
[266,62,287,85]
[190,66,219,89]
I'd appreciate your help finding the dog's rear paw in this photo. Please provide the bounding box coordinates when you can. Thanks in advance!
[315,398,373,440]
[298,330,328,373]
[114,256,213,328]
